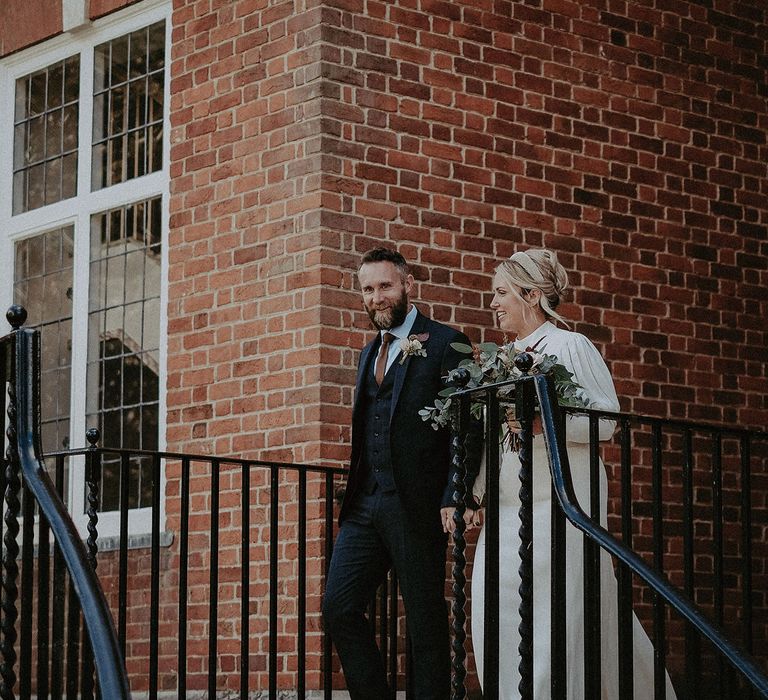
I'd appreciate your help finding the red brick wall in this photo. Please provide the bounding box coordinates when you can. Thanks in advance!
[90,0,144,20]
[4,0,766,694]
[315,0,767,429]
[119,0,768,692]
[164,0,332,692]
[0,1,62,56]
[310,0,768,691]
[0,0,141,57]
[167,0,331,463]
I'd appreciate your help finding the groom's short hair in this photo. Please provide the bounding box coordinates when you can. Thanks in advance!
[359,247,410,280]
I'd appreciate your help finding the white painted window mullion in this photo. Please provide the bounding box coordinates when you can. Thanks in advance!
[1,1,172,540]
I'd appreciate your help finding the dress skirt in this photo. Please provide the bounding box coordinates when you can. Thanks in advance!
[471,441,676,699]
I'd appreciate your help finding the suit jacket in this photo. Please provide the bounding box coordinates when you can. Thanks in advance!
[339,310,471,532]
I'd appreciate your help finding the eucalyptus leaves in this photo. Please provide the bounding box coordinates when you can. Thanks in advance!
[419,339,590,434]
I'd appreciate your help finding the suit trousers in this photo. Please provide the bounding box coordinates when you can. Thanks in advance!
[322,488,450,699]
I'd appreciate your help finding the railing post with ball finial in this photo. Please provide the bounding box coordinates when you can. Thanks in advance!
[4,305,130,698]
[1,305,27,700]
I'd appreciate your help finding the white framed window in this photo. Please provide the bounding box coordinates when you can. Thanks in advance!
[0,0,171,539]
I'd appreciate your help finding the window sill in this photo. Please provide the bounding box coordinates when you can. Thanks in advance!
[95,530,174,552]
[31,530,174,557]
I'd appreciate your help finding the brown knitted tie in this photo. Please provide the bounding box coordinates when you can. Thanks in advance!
[375,332,396,385]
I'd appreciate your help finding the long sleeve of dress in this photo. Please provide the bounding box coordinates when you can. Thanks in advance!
[472,326,619,503]
[554,331,620,444]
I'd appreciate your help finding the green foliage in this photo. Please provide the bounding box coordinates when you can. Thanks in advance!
[419,340,590,434]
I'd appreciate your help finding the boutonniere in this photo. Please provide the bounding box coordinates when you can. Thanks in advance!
[398,333,429,364]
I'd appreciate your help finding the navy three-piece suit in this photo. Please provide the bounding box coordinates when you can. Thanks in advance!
[323,309,471,699]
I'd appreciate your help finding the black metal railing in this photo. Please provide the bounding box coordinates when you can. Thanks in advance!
[9,299,768,699]
[6,305,411,698]
[26,438,413,698]
[448,361,768,700]
[41,442,370,698]
[23,443,412,699]
[1,306,130,699]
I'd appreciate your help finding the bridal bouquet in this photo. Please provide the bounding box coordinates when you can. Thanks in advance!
[419,339,589,445]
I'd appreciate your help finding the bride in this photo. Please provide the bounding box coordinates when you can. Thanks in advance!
[449,249,677,699]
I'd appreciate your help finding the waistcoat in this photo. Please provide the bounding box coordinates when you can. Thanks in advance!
[360,355,397,493]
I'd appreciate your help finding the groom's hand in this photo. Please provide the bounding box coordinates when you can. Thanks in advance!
[440,506,482,534]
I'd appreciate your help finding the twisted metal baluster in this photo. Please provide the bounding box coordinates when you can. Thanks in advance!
[2,378,20,700]
[82,428,101,699]
[515,357,535,700]
[450,394,470,700]
[84,429,101,571]
[483,391,501,698]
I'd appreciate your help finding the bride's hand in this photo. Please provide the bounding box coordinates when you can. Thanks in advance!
[441,506,482,534]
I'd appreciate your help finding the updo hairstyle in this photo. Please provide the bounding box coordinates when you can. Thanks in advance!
[496,249,570,327]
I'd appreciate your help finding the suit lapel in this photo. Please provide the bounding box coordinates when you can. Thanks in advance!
[390,311,428,421]
[354,335,380,420]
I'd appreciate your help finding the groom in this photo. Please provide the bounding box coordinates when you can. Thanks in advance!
[322,247,473,699]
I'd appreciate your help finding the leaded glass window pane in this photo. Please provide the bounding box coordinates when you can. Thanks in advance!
[13,57,80,214]
[13,226,74,455]
[92,21,165,191]
[87,196,161,510]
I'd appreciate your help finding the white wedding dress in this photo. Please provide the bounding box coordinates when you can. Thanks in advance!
[471,321,677,699]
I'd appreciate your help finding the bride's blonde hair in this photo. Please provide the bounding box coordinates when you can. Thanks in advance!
[495,249,570,327]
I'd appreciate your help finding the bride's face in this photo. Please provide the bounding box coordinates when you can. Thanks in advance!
[490,272,541,336]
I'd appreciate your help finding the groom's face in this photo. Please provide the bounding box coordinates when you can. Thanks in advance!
[358,261,413,331]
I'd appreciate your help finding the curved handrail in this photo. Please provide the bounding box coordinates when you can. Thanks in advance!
[10,326,130,698]
[530,372,768,698]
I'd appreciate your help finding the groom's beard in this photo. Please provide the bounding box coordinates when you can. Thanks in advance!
[366,291,409,330]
